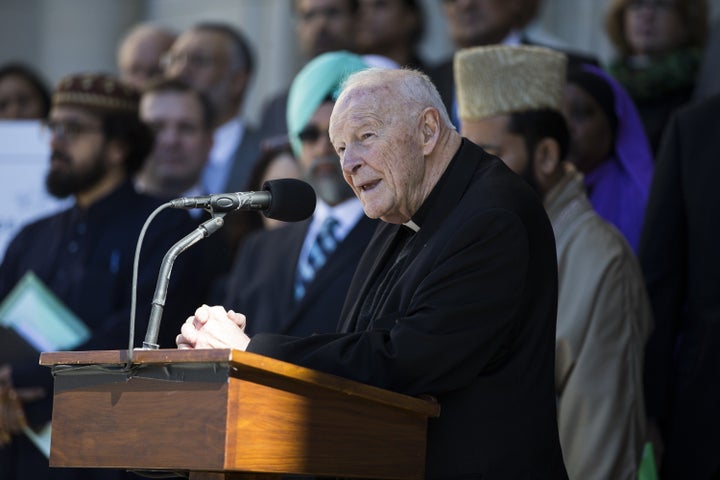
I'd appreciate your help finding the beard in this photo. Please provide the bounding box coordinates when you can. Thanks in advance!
[46,148,108,199]
[305,154,354,206]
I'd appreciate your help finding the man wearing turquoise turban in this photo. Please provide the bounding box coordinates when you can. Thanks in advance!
[286,51,369,205]
[224,51,379,338]
[287,51,368,157]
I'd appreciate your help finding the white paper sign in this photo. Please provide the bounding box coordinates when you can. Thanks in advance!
[0,121,70,262]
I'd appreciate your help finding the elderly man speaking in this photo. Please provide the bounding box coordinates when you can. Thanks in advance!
[179,67,568,479]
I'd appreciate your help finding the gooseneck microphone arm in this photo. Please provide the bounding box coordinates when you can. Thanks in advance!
[126,179,315,359]
[141,215,225,350]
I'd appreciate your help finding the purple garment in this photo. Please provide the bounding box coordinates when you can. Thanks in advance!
[575,65,654,253]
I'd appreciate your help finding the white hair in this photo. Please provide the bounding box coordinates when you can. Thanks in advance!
[338,67,456,130]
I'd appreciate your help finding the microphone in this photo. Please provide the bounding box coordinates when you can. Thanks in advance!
[136,179,316,350]
[169,178,317,222]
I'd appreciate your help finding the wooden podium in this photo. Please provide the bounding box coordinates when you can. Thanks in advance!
[39,349,440,479]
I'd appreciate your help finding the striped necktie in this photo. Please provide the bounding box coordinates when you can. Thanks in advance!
[295,216,340,301]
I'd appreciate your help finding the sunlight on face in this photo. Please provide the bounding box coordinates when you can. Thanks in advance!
[461,114,529,175]
[330,87,426,224]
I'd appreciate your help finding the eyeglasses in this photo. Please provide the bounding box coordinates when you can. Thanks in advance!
[298,124,329,144]
[627,0,675,11]
[160,51,218,71]
[296,6,348,23]
[42,120,102,142]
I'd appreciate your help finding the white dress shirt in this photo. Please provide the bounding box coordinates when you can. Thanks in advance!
[295,196,365,276]
[203,116,245,194]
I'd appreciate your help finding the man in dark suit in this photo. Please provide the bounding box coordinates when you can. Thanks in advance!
[0,73,202,480]
[179,67,567,478]
[224,51,377,337]
[639,93,720,479]
[163,22,261,194]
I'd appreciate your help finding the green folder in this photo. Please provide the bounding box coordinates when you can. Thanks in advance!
[0,270,90,354]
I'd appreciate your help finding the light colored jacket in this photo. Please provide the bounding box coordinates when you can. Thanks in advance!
[546,163,653,480]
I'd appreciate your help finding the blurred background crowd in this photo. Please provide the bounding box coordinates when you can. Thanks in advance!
[1,0,720,479]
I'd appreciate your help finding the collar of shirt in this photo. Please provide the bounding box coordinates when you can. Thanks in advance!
[501,29,523,46]
[308,196,364,243]
[72,180,136,220]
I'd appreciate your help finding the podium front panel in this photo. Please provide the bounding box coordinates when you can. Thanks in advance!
[41,349,438,479]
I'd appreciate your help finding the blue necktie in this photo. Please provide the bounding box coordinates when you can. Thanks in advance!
[295,216,340,301]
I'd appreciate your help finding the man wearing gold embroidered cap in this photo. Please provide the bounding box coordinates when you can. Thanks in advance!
[0,73,204,479]
[455,44,653,480]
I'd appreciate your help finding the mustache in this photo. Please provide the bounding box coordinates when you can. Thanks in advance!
[308,154,341,173]
[51,150,72,164]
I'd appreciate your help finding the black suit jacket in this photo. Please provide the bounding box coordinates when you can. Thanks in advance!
[225,214,378,337]
[639,93,720,479]
[248,140,567,479]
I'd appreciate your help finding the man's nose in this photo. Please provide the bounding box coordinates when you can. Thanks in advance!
[157,127,181,145]
[341,147,362,175]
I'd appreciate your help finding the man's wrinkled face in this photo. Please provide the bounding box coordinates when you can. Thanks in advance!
[44,106,108,198]
[329,87,426,224]
[139,90,212,192]
[298,101,354,205]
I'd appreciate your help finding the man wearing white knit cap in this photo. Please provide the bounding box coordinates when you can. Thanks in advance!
[455,44,653,480]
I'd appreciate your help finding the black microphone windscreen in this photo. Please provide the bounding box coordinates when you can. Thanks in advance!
[262,178,316,222]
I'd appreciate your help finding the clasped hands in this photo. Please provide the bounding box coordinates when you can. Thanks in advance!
[176,304,251,351]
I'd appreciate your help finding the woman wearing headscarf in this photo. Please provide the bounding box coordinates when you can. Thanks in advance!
[562,64,654,253]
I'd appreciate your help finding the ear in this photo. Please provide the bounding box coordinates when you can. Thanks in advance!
[420,107,440,156]
[533,137,560,178]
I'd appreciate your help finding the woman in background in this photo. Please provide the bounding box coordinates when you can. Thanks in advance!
[0,63,50,120]
[562,65,654,253]
[605,0,708,153]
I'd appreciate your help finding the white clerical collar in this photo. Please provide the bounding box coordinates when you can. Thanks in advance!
[403,220,420,232]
